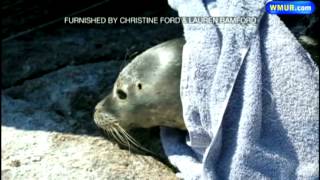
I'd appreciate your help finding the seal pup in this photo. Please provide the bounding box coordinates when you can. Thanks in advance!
[94,38,186,137]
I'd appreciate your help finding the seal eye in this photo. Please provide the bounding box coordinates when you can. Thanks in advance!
[137,83,142,90]
[116,89,127,100]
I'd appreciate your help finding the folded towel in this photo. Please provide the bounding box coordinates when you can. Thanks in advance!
[160,0,319,179]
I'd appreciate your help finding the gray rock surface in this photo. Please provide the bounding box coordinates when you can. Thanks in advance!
[2,126,177,180]
[2,1,182,178]
[1,61,177,179]
[2,24,182,88]
[2,6,183,176]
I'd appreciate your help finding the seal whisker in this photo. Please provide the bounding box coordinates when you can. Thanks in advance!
[116,126,142,147]
[111,126,134,154]
[102,128,110,137]
[113,126,130,146]
[105,127,115,140]
[115,125,144,153]
[109,126,128,147]
[111,127,127,146]
[116,125,156,156]
[113,125,132,153]
[108,127,118,141]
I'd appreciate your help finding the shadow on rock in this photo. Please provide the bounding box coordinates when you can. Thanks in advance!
[2,61,121,136]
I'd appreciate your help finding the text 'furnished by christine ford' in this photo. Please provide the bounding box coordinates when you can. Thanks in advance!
[64,16,258,25]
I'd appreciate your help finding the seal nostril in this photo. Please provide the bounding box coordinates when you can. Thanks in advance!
[137,83,142,90]
[116,89,127,99]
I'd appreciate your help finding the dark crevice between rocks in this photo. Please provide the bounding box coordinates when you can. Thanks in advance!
[2,0,172,39]
[2,58,122,90]
[3,63,70,90]
[2,23,182,89]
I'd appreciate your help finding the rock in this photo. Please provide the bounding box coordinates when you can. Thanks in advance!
[1,61,176,179]
[279,13,319,64]
[2,60,177,179]
[2,126,177,180]
[2,5,183,175]
[3,61,122,134]
[2,24,182,88]
[299,35,318,47]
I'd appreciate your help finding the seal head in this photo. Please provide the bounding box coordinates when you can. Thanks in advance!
[94,38,186,131]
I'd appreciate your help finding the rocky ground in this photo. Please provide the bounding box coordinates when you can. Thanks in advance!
[1,0,319,179]
[2,10,183,180]
[2,127,177,180]
[1,58,180,179]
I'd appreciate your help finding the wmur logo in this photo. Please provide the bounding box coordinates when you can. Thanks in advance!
[266,1,316,14]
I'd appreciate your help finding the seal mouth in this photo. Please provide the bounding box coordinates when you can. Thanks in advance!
[93,111,154,155]
[93,111,128,143]
[93,111,118,128]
